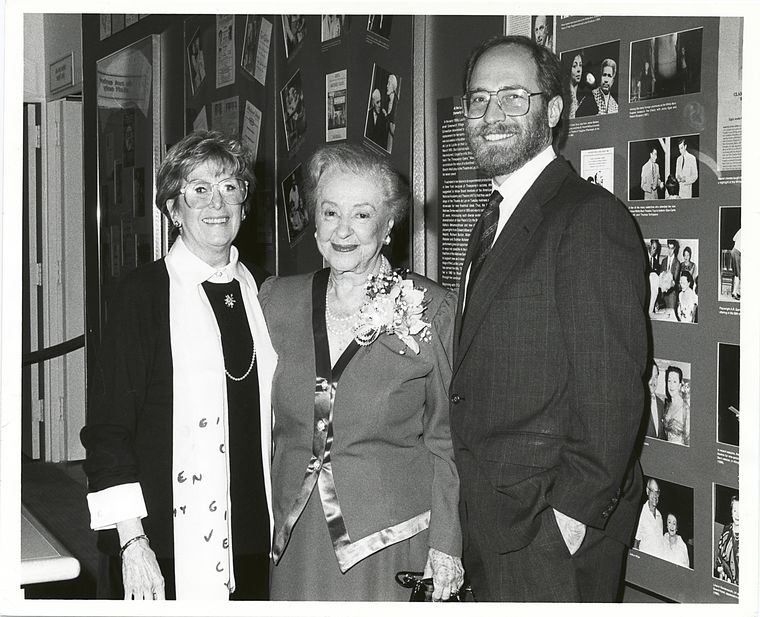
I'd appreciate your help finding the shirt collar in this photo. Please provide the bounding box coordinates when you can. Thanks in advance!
[168,236,246,287]
[492,145,556,203]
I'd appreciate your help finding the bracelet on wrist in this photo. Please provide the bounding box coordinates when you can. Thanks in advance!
[119,534,149,558]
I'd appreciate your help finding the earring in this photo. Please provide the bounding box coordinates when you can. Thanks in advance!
[173,219,182,228]
[384,234,391,245]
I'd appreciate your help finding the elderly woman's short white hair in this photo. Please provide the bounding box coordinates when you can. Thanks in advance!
[303,142,409,224]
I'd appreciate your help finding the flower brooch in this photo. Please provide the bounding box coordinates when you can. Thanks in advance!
[354,269,432,354]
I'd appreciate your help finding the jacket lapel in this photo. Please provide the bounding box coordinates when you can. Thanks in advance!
[453,157,570,376]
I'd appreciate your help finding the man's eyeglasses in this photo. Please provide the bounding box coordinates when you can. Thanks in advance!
[179,177,249,209]
[461,88,545,119]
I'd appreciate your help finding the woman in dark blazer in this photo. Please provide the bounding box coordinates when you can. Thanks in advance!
[80,131,276,601]
[259,143,462,601]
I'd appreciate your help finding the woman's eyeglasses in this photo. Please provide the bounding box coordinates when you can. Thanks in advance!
[179,177,248,209]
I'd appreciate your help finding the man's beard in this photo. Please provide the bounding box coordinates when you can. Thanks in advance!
[465,108,551,178]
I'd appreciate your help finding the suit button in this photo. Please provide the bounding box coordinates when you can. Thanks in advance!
[451,394,462,404]
[316,419,327,432]
[313,459,322,471]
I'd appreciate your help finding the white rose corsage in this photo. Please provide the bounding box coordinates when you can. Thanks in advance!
[353,269,432,354]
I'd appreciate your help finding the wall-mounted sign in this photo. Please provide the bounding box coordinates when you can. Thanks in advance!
[49,53,74,94]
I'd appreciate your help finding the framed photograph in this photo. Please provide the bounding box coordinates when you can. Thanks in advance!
[321,15,346,43]
[282,15,306,59]
[280,71,306,153]
[240,15,259,80]
[560,40,621,118]
[712,484,739,590]
[644,237,699,323]
[628,134,700,201]
[367,15,392,40]
[281,165,309,246]
[718,206,741,302]
[630,27,703,102]
[530,15,555,52]
[187,27,207,97]
[365,63,400,153]
[643,358,691,447]
[634,476,694,570]
[717,342,739,447]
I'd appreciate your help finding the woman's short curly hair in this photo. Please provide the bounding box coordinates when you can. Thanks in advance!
[155,130,255,238]
[302,142,409,224]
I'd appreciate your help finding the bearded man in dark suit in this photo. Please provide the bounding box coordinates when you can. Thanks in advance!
[449,35,648,602]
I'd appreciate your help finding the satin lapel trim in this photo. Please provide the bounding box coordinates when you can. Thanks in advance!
[453,157,569,376]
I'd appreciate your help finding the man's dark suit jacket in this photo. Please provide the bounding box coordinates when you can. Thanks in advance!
[450,156,648,557]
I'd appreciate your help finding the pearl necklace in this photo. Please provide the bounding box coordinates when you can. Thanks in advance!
[225,342,256,381]
[325,256,392,340]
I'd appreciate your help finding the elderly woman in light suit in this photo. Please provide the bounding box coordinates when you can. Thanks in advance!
[259,142,463,601]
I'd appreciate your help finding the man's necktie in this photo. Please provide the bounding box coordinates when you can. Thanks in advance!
[466,190,503,302]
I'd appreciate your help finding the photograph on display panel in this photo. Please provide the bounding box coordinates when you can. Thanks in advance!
[717,342,739,447]
[367,15,392,41]
[629,134,700,200]
[281,165,309,247]
[629,28,703,102]
[280,70,306,153]
[644,237,699,323]
[282,15,306,59]
[504,15,556,53]
[712,484,739,589]
[240,15,260,80]
[187,27,207,97]
[718,206,741,302]
[364,63,400,154]
[321,15,348,43]
[560,40,621,118]
[634,476,694,569]
[531,15,556,52]
[643,358,691,447]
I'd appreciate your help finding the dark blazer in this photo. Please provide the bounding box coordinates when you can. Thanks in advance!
[645,395,666,438]
[81,258,269,558]
[450,156,648,556]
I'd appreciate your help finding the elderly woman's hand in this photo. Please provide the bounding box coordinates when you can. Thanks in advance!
[423,547,465,601]
[121,537,165,600]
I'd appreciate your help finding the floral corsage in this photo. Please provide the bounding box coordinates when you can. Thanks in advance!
[354,269,432,354]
